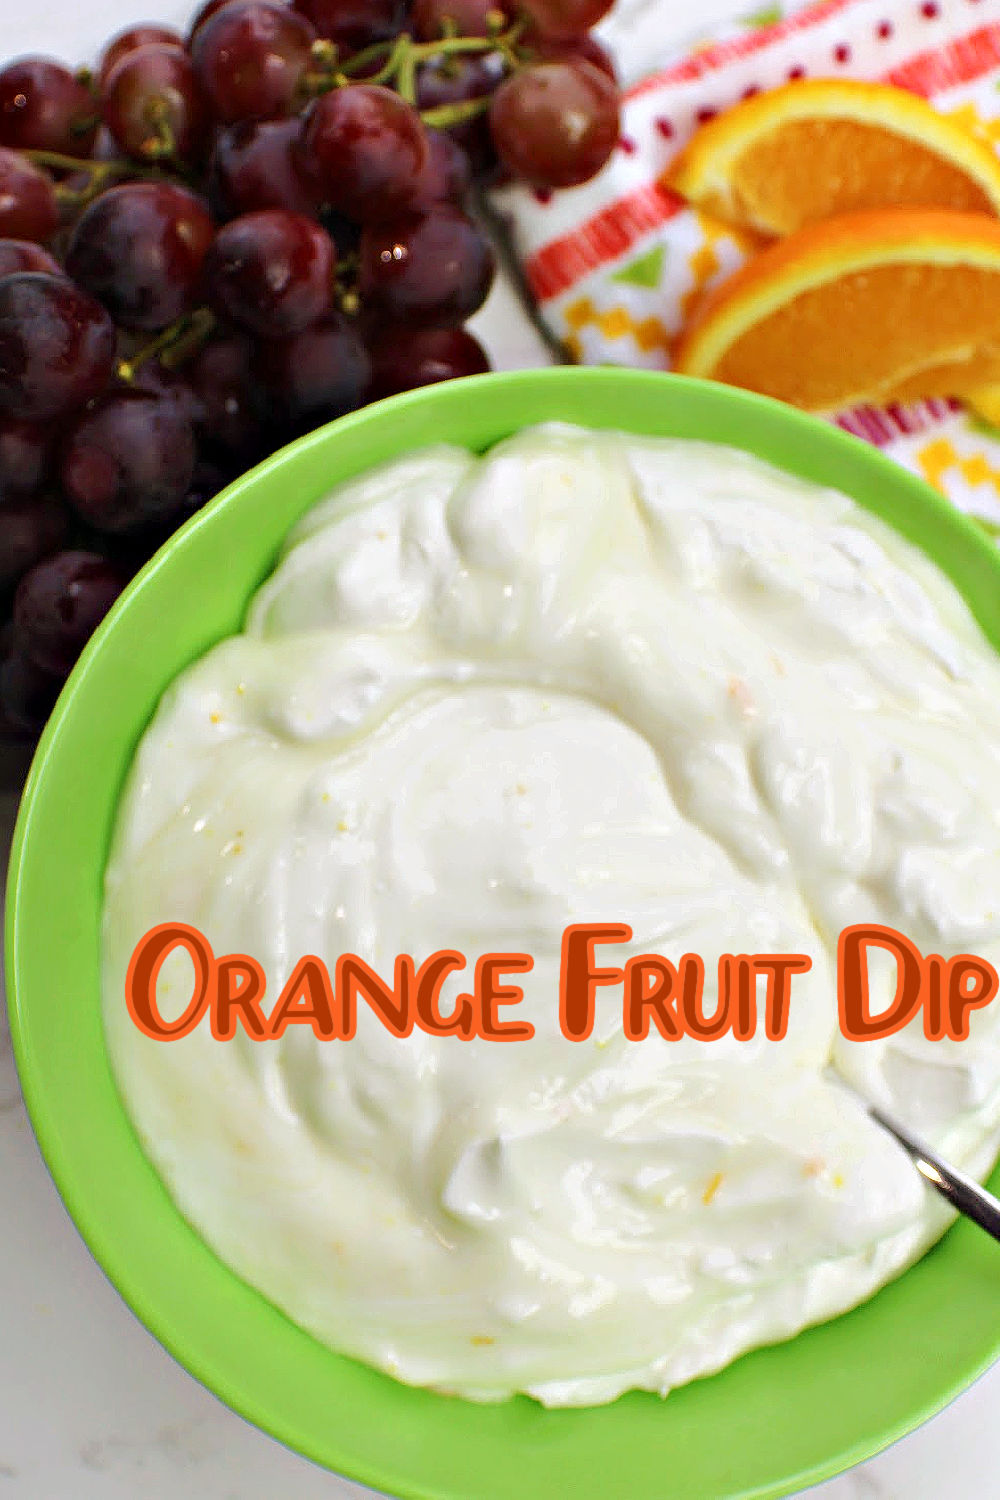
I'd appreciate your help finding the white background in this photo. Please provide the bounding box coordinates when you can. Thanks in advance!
[3,0,1000,1496]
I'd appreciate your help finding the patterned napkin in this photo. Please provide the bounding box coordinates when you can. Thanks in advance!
[489,0,1000,530]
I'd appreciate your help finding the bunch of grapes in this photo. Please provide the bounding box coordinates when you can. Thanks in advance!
[0,0,621,746]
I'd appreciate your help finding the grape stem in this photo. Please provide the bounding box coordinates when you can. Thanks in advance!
[116,307,217,382]
[419,95,492,128]
[26,149,177,208]
[306,18,526,99]
[140,99,179,166]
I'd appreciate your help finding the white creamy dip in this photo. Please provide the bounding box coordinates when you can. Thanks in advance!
[103,423,1000,1405]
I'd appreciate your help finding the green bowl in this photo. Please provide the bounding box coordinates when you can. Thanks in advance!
[8,368,1000,1500]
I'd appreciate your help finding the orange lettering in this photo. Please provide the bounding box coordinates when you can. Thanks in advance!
[126,922,214,1040]
[267,955,337,1040]
[838,924,924,1041]
[623,955,682,1041]
[475,954,534,1040]
[947,954,999,1041]
[336,954,414,1039]
[559,922,631,1041]
[415,950,471,1037]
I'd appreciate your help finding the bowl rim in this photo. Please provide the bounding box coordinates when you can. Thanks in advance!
[8,366,1000,1500]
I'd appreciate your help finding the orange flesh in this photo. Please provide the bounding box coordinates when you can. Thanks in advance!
[714,261,1000,408]
[730,119,997,235]
[887,345,1000,401]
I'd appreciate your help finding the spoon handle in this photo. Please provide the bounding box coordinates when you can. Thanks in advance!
[868,1105,1000,1244]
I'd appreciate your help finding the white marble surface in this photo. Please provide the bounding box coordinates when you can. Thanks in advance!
[3,0,1000,1494]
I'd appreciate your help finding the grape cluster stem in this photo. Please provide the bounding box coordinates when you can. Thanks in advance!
[117,307,217,383]
[302,18,527,127]
[26,149,179,208]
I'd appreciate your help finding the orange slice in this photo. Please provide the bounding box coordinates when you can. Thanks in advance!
[965,384,1000,428]
[667,80,1000,237]
[672,209,1000,411]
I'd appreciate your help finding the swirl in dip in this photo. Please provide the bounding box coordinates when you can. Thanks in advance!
[103,423,1000,1405]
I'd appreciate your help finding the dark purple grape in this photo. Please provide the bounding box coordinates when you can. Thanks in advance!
[291,0,404,48]
[60,391,196,534]
[98,25,185,86]
[301,85,429,224]
[192,1,317,124]
[321,208,361,258]
[0,274,116,421]
[0,493,67,584]
[126,360,203,427]
[260,313,370,426]
[100,466,222,578]
[489,60,619,188]
[368,325,488,398]
[0,416,51,501]
[412,0,509,39]
[359,207,494,328]
[65,183,215,333]
[102,45,209,163]
[0,650,65,732]
[187,454,235,506]
[415,53,503,173]
[204,210,335,336]
[520,0,613,38]
[0,150,60,243]
[209,117,321,217]
[0,239,64,278]
[186,333,265,456]
[0,58,98,156]
[411,128,472,209]
[13,549,124,676]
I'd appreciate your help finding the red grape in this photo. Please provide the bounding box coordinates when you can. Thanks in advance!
[102,45,208,163]
[65,183,215,332]
[522,29,617,80]
[187,333,265,456]
[411,0,509,39]
[192,1,316,124]
[61,390,197,534]
[0,273,116,421]
[188,454,236,506]
[368,325,489,398]
[0,239,63,278]
[302,85,429,224]
[411,128,472,208]
[0,58,98,156]
[0,492,68,585]
[0,416,51,501]
[0,649,65,732]
[13,549,124,675]
[321,208,360,257]
[209,117,321,217]
[0,149,60,242]
[188,0,242,46]
[415,53,503,173]
[489,60,619,188]
[127,360,203,428]
[360,206,494,327]
[520,0,614,39]
[259,312,370,426]
[204,209,335,336]
[98,25,185,86]
[99,468,222,578]
[291,0,404,49]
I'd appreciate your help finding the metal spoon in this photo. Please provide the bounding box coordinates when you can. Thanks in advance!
[867,1102,1000,1243]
